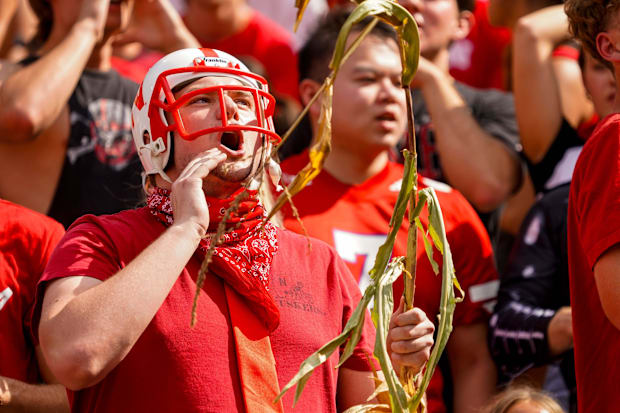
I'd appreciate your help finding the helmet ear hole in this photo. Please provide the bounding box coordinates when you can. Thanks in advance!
[143,130,151,144]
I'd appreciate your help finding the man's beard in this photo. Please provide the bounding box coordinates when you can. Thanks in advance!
[211,160,254,182]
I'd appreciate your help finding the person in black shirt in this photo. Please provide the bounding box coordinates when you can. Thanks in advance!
[0,0,199,228]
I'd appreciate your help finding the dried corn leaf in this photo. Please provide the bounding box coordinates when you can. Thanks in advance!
[368,150,416,281]
[344,404,393,413]
[414,217,439,275]
[371,257,409,412]
[329,0,419,85]
[267,78,333,221]
[408,187,463,411]
[367,380,390,403]
[275,282,376,406]
[293,0,311,32]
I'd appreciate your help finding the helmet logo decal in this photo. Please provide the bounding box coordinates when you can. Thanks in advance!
[192,57,206,67]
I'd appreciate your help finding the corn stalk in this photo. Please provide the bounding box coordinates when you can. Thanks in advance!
[192,1,464,411]
[274,1,464,412]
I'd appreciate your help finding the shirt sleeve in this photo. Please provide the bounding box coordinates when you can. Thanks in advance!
[447,195,499,327]
[31,216,122,342]
[575,118,620,268]
[466,85,522,156]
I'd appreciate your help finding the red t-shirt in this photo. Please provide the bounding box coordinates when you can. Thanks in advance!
[199,10,299,100]
[0,200,64,383]
[33,208,375,413]
[568,113,620,412]
[449,0,511,91]
[280,155,498,413]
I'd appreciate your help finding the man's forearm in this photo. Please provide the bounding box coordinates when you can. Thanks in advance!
[0,20,99,142]
[420,74,520,211]
[452,362,497,413]
[0,376,68,413]
[39,222,203,390]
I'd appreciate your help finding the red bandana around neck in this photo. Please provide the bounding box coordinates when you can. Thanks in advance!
[147,187,280,332]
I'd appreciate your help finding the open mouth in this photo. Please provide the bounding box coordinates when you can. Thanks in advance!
[376,112,396,121]
[218,131,244,156]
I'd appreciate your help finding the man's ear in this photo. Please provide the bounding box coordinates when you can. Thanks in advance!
[454,10,474,41]
[298,78,322,120]
[597,32,620,63]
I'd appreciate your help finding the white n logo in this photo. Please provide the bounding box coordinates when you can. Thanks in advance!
[0,287,14,312]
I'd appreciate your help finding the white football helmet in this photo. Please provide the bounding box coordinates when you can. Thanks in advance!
[131,48,279,183]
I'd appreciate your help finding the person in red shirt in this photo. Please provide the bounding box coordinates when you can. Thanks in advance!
[280,10,498,413]
[0,200,68,411]
[33,47,435,412]
[563,1,620,411]
[184,0,299,101]
[449,0,512,91]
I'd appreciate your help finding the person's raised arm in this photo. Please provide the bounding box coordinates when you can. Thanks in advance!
[512,5,593,163]
[112,0,200,54]
[0,0,110,143]
[414,58,521,212]
[38,149,226,390]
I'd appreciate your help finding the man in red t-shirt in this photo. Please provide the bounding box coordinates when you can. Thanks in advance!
[280,10,498,413]
[563,2,620,411]
[33,48,435,412]
[0,200,68,411]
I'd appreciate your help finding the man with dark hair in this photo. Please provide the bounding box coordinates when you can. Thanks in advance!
[280,8,499,413]
[0,0,199,228]
[281,0,522,244]
[562,0,620,411]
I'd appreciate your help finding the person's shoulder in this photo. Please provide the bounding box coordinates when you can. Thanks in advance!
[280,150,309,177]
[276,226,341,261]
[0,199,64,237]
[579,113,620,163]
[418,176,481,223]
[455,81,513,106]
[67,207,150,235]
[587,113,620,142]
[418,175,462,206]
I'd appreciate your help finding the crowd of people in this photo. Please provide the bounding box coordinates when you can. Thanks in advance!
[0,0,618,412]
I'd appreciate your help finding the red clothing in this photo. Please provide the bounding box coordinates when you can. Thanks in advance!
[111,53,162,84]
[568,113,620,412]
[0,200,64,383]
[33,208,375,413]
[198,10,299,100]
[280,155,498,413]
[449,0,511,90]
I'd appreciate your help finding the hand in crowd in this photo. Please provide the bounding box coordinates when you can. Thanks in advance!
[387,301,435,375]
[547,306,573,356]
[77,0,113,42]
[170,148,227,238]
[409,55,442,89]
[113,0,200,53]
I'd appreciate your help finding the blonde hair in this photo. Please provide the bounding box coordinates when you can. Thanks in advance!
[482,386,565,413]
